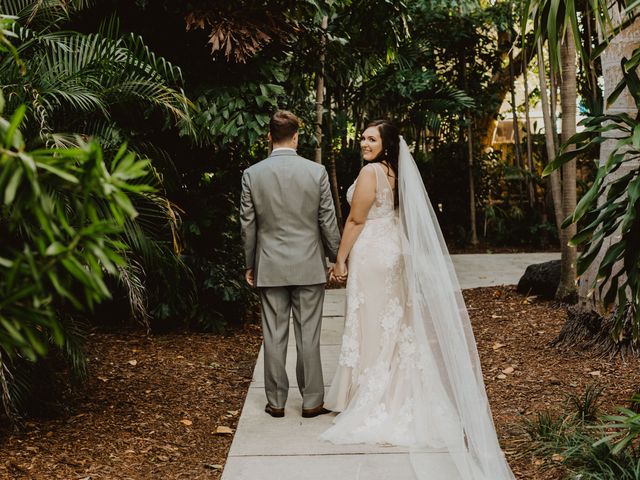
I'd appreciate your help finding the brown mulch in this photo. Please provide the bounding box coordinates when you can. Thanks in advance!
[0,324,263,480]
[449,244,560,254]
[468,286,640,479]
[1,287,639,479]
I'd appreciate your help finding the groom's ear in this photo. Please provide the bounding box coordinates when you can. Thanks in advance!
[267,132,272,143]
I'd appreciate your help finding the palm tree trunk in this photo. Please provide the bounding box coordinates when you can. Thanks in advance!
[509,43,523,170]
[549,60,561,159]
[314,15,328,164]
[537,39,563,232]
[523,51,535,207]
[467,117,479,245]
[462,57,479,245]
[325,87,344,228]
[556,27,578,302]
[583,3,602,111]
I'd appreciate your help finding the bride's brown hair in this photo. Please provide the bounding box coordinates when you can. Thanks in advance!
[366,119,399,208]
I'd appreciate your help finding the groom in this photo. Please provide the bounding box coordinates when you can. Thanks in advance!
[240,110,341,418]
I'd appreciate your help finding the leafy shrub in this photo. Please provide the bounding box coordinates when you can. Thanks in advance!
[0,100,154,420]
[524,385,640,479]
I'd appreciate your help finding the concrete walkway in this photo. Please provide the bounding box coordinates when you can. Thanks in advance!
[221,252,559,480]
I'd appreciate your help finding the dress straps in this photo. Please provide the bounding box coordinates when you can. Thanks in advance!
[372,162,394,193]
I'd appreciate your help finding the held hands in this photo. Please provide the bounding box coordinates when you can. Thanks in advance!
[329,260,348,284]
[245,268,255,287]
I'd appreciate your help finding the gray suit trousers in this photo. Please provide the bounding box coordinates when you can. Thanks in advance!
[259,284,325,410]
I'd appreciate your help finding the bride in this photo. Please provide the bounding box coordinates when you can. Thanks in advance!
[322,120,515,480]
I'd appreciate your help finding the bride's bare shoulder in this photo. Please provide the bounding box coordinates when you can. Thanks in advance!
[357,163,377,179]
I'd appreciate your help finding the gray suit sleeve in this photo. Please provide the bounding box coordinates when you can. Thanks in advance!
[318,167,341,262]
[240,170,256,270]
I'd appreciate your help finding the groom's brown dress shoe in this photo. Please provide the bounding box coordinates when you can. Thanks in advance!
[301,404,332,418]
[265,404,285,418]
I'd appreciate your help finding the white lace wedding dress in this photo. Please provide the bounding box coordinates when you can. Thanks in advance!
[321,162,461,447]
[321,139,515,480]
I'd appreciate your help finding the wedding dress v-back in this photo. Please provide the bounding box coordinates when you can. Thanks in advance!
[322,162,460,447]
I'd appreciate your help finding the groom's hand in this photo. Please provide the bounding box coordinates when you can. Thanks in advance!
[245,268,255,287]
[328,265,336,283]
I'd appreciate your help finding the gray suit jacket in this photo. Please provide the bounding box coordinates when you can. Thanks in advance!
[240,150,341,287]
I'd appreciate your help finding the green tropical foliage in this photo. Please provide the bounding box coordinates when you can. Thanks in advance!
[1,7,193,143]
[0,8,198,419]
[544,97,640,348]
[192,78,284,147]
[524,386,640,480]
[0,3,213,332]
[0,97,155,417]
[520,0,629,72]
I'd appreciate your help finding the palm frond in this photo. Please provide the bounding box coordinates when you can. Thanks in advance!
[0,351,19,423]
[3,25,196,138]
[57,312,87,379]
[521,0,633,74]
[1,0,98,31]
[121,32,184,84]
[116,258,149,329]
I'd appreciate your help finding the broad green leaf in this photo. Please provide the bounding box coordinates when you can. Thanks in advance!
[44,242,66,256]
[0,318,26,345]
[3,166,22,205]
[5,104,25,149]
[46,271,82,310]
[599,241,626,272]
[632,123,640,149]
[23,328,48,357]
[36,162,79,183]
[572,172,606,223]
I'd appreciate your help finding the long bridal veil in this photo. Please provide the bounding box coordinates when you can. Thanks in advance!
[398,136,515,480]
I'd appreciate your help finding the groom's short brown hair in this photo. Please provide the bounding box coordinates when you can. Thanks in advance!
[270,110,300,142]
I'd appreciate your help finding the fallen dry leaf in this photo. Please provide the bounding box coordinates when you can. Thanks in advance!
[497,374,507,380]
[492,343,507,350]
[502,366,515,374]
[127,360,138,366]
[180,419,193,426]
[214,426,234,435]
[589,370,601,376]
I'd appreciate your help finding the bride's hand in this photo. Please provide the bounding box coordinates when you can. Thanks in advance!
[333,261,348,282]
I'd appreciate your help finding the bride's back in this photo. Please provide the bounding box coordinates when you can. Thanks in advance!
[347,162,396,220]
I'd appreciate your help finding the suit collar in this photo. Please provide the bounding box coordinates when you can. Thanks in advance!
[269,149,297,157]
